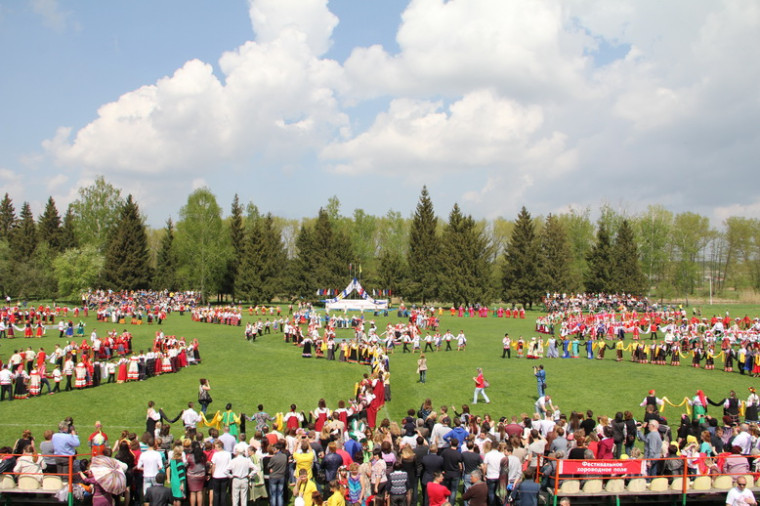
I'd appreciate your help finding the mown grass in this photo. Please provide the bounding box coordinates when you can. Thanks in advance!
[0,303,758,447]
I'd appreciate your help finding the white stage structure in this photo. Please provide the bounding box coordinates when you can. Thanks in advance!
[321,278,389,312]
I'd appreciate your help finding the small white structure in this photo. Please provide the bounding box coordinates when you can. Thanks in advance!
[322,278,389,312]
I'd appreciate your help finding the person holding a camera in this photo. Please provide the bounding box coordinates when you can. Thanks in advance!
[533,365,546,398]
[51,418,79,477]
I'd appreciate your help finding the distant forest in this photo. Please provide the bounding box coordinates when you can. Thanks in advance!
[2,177,758,305]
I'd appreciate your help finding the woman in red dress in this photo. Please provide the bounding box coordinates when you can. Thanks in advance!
[117,358,128,383]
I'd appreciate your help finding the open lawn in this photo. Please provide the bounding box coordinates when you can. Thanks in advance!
[1,303,759,446]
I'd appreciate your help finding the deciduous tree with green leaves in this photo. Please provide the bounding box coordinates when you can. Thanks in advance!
[70,176,123,251]
[176,188,230,303]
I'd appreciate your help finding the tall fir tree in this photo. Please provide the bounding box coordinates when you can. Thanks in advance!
[585,221,614,293]
[407,186,440,303]
[103,195,152,289]
[501,206,542,308]
[0,193,15,242]
[154,218,178,291]
[439,204,493,305]
[222,194,245,298]
[60,205,79,250]
[38,196,63,252]
[539,213,573,294]
[288,223,317,298]
[236,213,285,304]
[612,219,647,294]
[12,202,37,261]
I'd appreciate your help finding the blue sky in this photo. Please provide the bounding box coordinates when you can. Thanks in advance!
[1,0,759,227]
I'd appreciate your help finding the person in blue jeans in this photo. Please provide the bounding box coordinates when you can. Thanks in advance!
[534,365,546,397]
[268,442,288,506]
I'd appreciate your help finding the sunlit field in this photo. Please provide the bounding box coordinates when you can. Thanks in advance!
[1,302,758,446]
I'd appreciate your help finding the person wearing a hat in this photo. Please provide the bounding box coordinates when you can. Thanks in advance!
[639,390,664,416]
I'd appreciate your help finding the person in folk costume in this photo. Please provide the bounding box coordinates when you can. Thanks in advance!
[222,403,241,437]
[689,390,708,422]
[517,337,525,358]
[74,360,87,388]
[691,345,703,368]
[161,352,173,374]
[615,339,624,362]
[745,387,760,423]
[23,323,33,338]
[28,367,41,396]
[752,348,760,377]
[284,405,305,432]
[640,390,664,418]
[717,391,742,426]
[311,399,331,432]
[738,343,749,375]
[35,322,44,337]
[724,346,735,372]
[658,342,669,365]
[595,340,607,360]
[704,346,715,370]
[366,372,385,429]
[670,342,681,366]
[14,365,29,399]
[127,354,140,381]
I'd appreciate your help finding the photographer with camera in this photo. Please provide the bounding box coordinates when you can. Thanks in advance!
[51,417,79,477]
[533,365,546,398]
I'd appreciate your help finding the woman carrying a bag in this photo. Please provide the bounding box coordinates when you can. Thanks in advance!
[198,378,212,414]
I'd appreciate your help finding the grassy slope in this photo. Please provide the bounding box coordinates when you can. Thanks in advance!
[1,303,758,445]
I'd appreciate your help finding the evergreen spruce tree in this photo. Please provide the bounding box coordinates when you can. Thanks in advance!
[612,219,647,294]
[38,196,63,252]
[501,206,542,309]
[154,218,178,291]
[12,202,37,261]
[236,214,285,304]
[539,213,573,294]
[288,223,317,298]
[222,194,245,299]
[585,221,614,293]
[407,186,440,303]
[377,249,407,298]
[60,205,79,250]
[439,204,492,305]
[0,193,15,241]
[103,195,152,289]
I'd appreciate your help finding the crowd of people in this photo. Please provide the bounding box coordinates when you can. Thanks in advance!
[6,374,760,506]
[0,329,201,402]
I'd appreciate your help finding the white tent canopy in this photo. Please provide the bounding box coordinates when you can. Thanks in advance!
[321,278,389,312]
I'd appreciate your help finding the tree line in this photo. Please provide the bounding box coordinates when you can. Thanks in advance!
[1,178,759,305]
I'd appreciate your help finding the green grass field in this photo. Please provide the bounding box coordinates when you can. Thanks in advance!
[1,303,759,447]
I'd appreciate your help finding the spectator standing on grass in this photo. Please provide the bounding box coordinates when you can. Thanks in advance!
[137,437,165,496]
[472,368,490,404]
[534,365,546,398]
[144,471,173,506]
